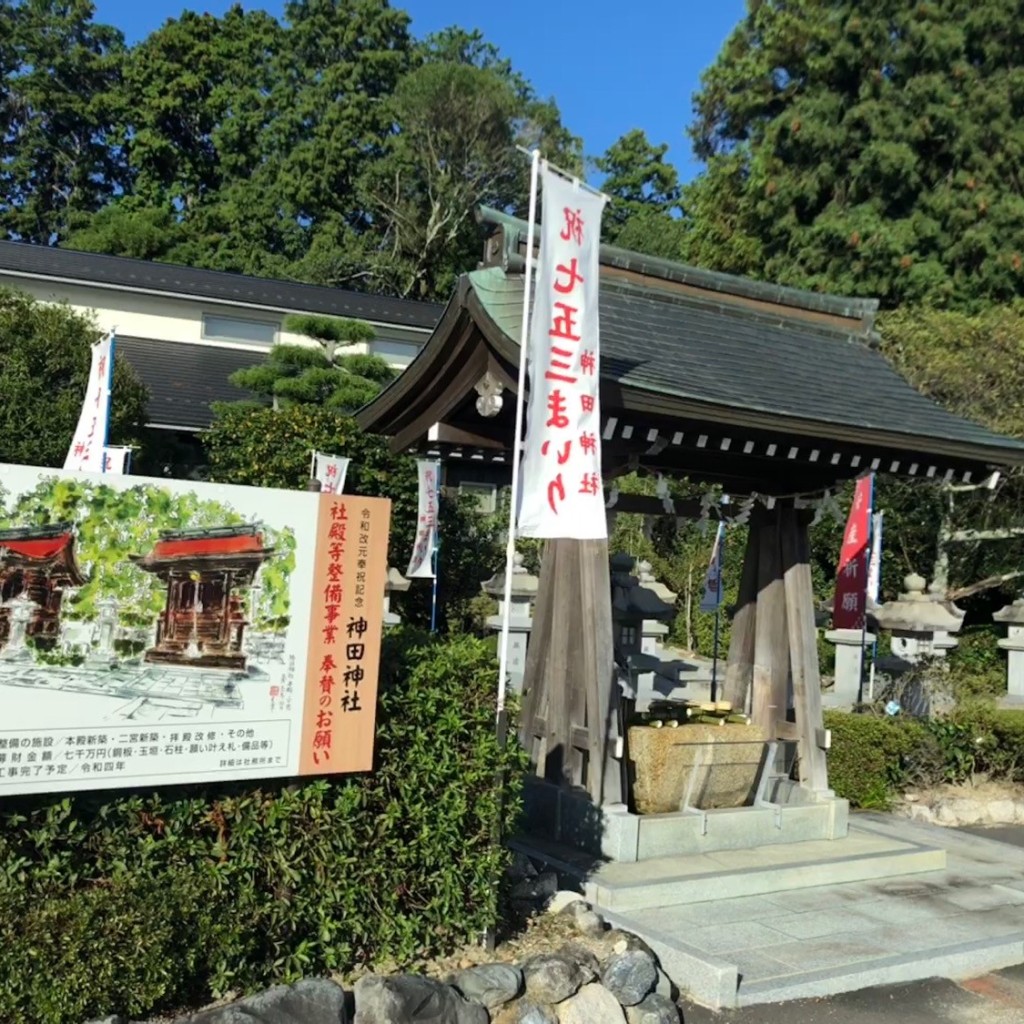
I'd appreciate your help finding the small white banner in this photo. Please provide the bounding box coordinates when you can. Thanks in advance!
[407,459,440,578]
[101,446,132,475]
[518,163,607,539]
[314,452,350,494]
[866,511,883,605]
[700,522,725,613]
[63,332,115,474]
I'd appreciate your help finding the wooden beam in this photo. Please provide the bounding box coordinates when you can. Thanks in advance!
[780,507,830,794]
[751,509,790,737]
[578,538,618,804]
[722,514,760,709]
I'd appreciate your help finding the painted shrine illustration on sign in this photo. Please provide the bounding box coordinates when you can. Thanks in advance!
[0,464,391,797]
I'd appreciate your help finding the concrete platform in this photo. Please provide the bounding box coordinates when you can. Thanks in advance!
[583,829,946,912]
[517,814,1024,1010]
[523,776,850,861]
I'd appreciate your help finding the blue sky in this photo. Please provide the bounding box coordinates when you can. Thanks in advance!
[93,0,747,184]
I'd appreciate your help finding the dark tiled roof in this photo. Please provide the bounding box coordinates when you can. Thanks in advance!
[469,267,1024,461]
[476,205,879,323]
[0,240,444,330]
[117,337,266,430]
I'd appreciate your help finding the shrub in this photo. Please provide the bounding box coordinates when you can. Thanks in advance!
[824,711,927,809]
[0,630,526,1024]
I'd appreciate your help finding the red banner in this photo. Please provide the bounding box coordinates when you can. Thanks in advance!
[832,476,872,630]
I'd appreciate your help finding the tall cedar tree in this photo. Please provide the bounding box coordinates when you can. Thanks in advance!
[1,0,125,243]
[685,0,1024,309]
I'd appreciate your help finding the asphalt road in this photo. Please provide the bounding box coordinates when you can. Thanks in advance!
[680,826,1024,1023]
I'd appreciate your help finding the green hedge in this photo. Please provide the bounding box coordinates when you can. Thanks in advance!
[0,630,526,1024]
[825,707,1024,810]
[824,711,928,810]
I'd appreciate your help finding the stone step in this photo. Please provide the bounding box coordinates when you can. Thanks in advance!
[735,932,1024,1007]
[583,830,946,912]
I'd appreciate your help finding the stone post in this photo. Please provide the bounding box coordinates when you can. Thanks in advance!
[824,627,876,706]
[994,597,1024,700]
[383,567,410,629]
[482,553,538,695]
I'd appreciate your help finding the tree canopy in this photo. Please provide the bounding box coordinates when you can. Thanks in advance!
[677,0,1024,310]
[0,288,148,467]
[3,1,581,301]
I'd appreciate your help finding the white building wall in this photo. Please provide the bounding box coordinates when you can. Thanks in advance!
[0,273,426,367]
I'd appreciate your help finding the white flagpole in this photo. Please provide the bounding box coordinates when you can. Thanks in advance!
[496,148,540,724]
[101,328,117,474]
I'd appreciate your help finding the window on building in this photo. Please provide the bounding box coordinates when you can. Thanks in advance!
[619,625,638,648]
[458,481,498,514]
[202,313,279,346]
[369,338,423,369]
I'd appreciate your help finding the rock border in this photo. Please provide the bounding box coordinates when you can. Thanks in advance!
[91,890,681,1024]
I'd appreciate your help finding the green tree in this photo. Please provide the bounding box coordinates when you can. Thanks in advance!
[119,6,282,212]
[686,0,1024,309]
[593,129,683,248]
[299,26,581,297]
[1,0,126,242]
[0,288,148,467]
[227,315,394,414]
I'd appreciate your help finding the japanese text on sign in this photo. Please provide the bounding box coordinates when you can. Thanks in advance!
[518,164,607,539]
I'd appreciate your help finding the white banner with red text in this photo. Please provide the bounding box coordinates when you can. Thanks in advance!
[518,163,607,539]
[314,452,350,495]
[63,332,115,474]
[407,459,440,578]
[700,521,725,613]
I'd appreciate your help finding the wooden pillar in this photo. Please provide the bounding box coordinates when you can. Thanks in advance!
[520,538,618,804]
[751,510,791,736]
[722,517,759,710]
[780,506,830,794]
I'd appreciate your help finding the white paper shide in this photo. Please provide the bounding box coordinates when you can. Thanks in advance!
[63,332,115,474]
[314,452,350,494]
[518,164,607,539]
[407,459,440,578]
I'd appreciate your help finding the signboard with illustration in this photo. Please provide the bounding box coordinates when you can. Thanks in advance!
[0,463,390,796]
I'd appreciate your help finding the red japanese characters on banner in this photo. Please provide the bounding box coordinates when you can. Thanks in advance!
[64,332,115,474]
[518,163,607,539]
[832,476,873,630]
[313,452,350,494]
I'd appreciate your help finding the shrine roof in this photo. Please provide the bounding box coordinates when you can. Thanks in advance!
[148,528,267,561]
[357,217,1024,478]
[0,524,74,560]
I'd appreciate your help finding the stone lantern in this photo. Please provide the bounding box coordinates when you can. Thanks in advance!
[610,553,690,701]
[0,593,35,662]
[635,560,678,664]
[481,552,538,695]
[872,573,963,713]
[993,595,1024,700]
[383,567,410,628]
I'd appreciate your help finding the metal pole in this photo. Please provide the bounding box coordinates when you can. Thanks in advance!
[495,149,540,724]
[429,463,444,633]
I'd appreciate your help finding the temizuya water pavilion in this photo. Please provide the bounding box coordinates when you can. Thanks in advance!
[359,207,1024,864]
